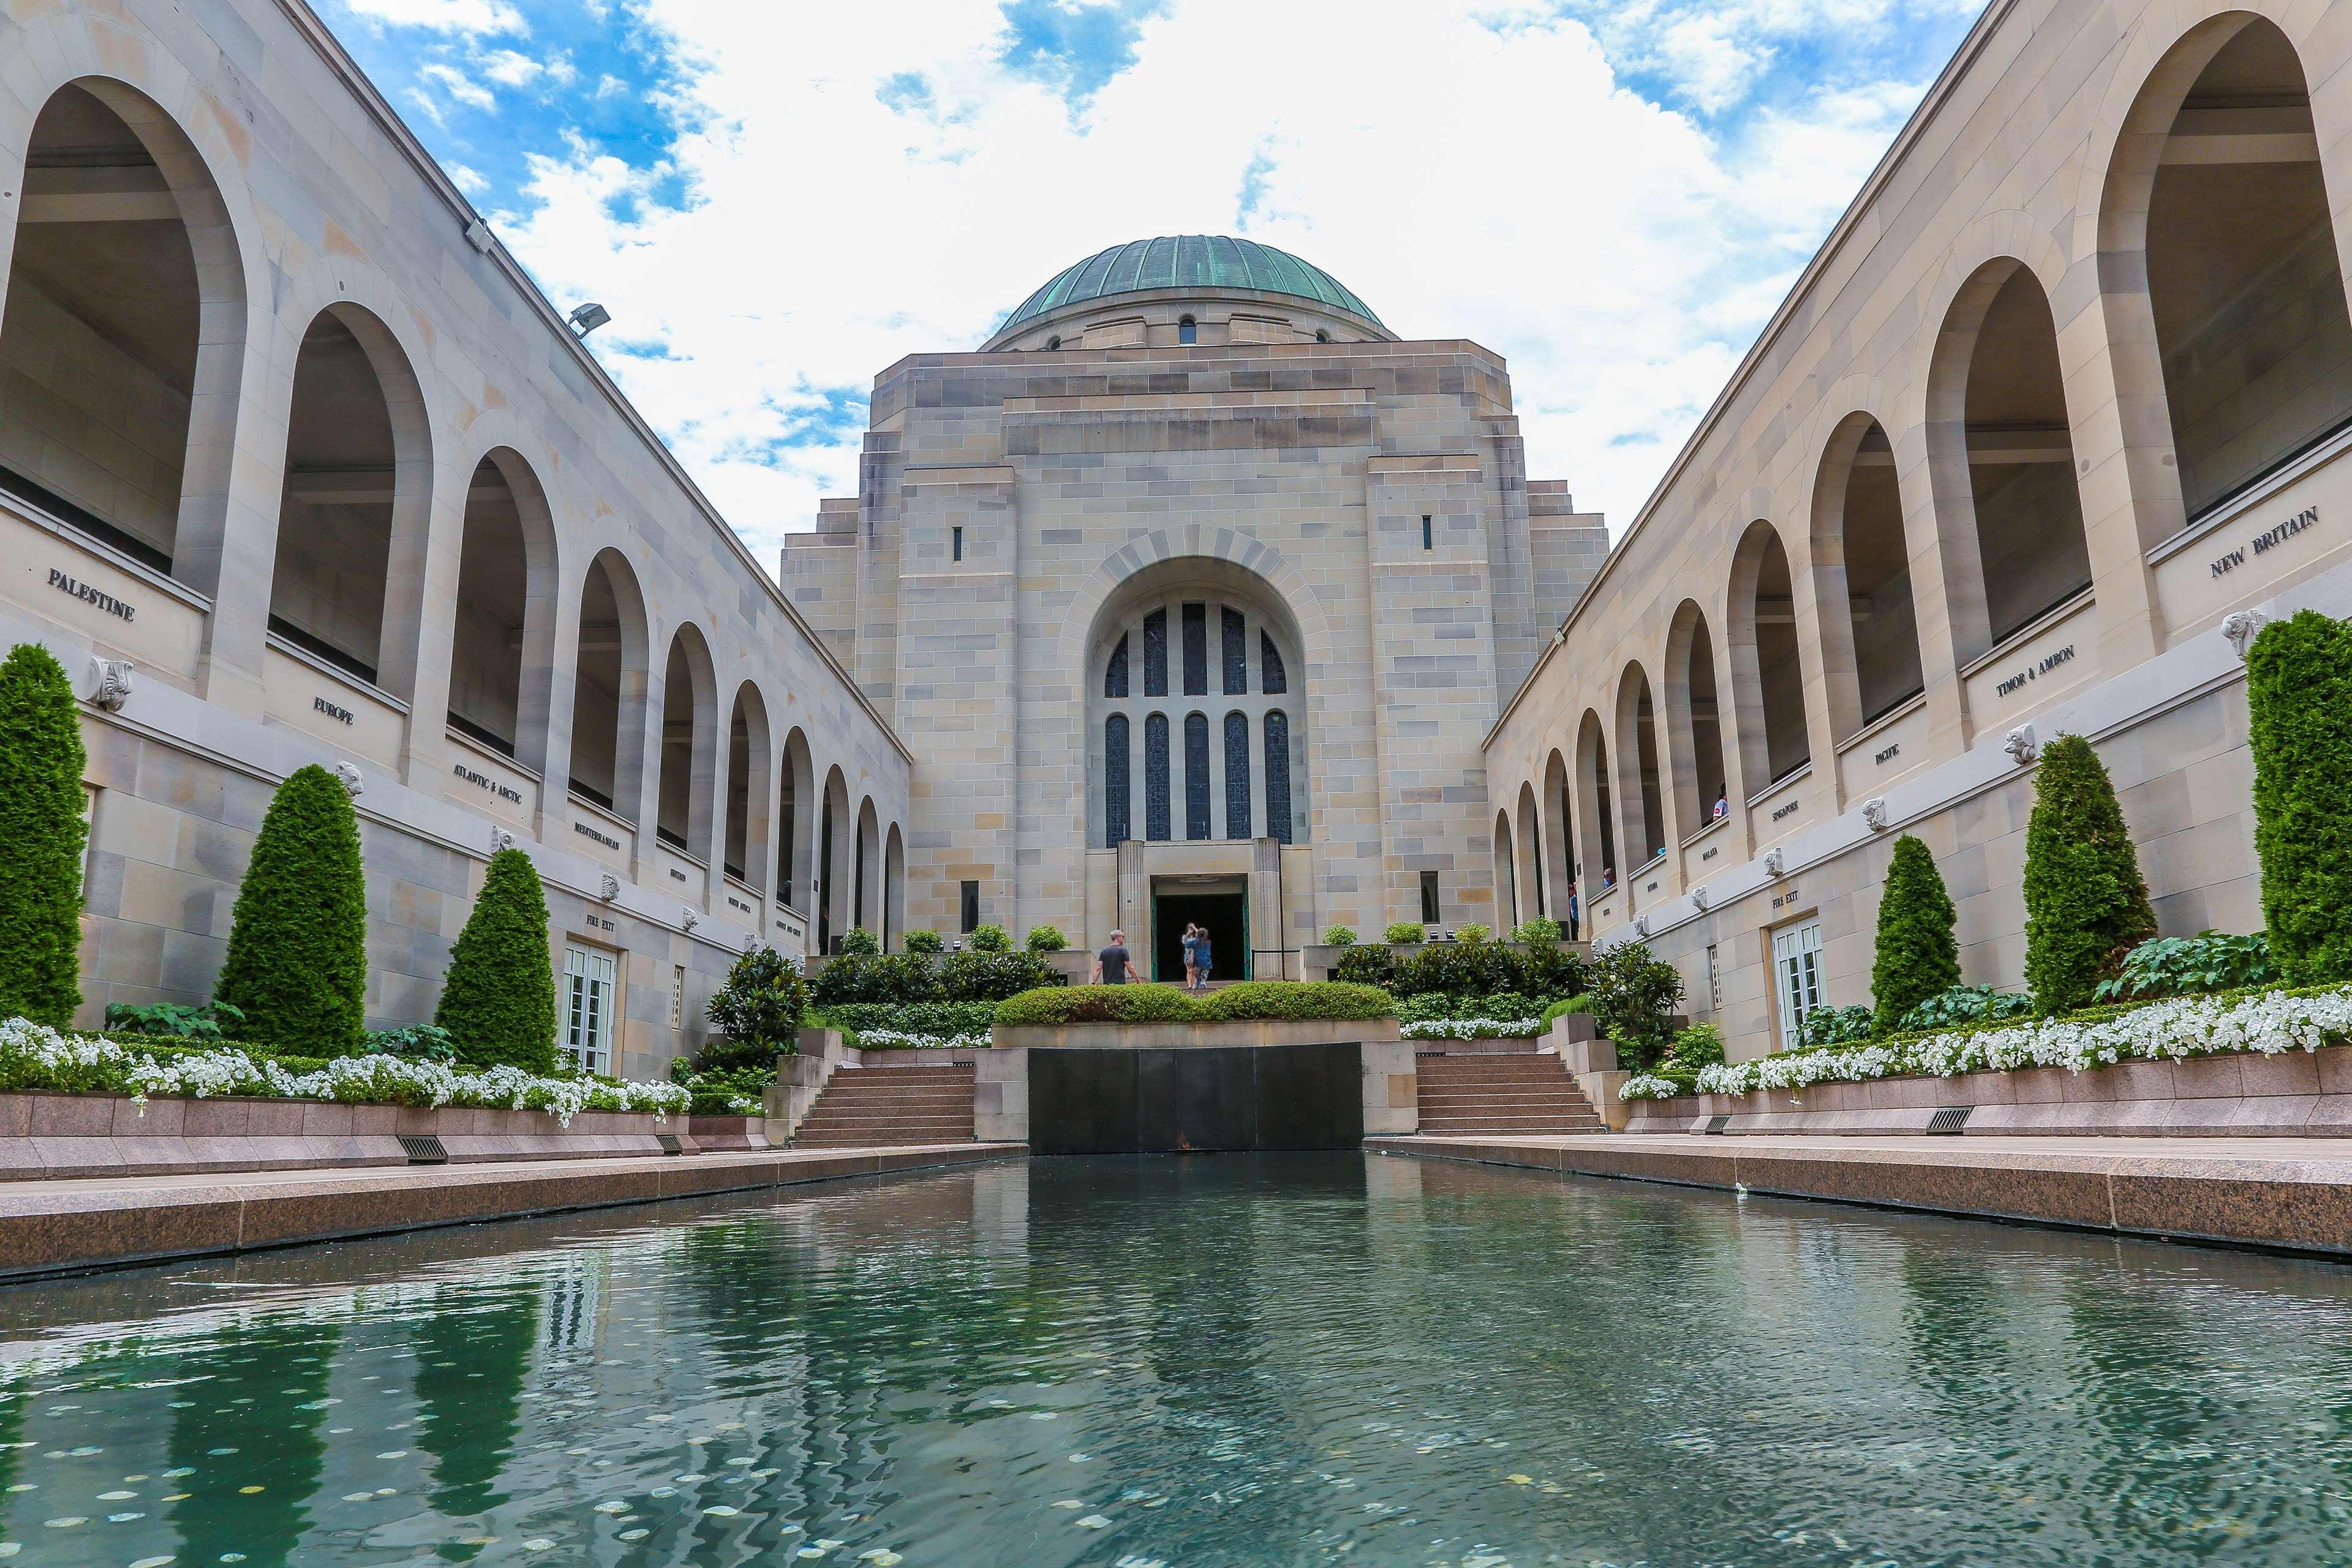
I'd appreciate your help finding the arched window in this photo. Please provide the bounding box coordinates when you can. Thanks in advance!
[723,683,771,890]
[884,825,906,951]
[1224,712,1251,838]
[1143,608,1168,696]
[1104,634,1129,698]
[568,550,647,820]
[1575,709,1618,894]
[1265,710,1293,845]
[1221,608,1246,693]
[656,628,716,859]
[1730,522,1811,789]
[1144,712,1172,841]
[1260,631,1287,694]
[1104,714,1131,846]
[1614,665,1667,865]
[450,453,556,769]
[1815,417,1924,733]
[1184,712,1212,839]
[1178,316,1197,345]
[778,728,814,908]
[1665,602,1728,833]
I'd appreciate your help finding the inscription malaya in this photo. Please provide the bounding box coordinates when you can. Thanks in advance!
[2212,504,2319,578]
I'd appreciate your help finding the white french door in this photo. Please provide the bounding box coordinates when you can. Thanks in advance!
[564,945,617,1076]
[1773,919,1824,1047]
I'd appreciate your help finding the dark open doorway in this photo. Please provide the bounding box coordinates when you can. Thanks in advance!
[1153,881,1247,982]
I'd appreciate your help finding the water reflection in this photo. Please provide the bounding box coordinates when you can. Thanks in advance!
[4,1155,2352,1565]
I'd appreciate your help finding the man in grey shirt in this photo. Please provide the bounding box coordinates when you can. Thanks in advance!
[1090,930,1133,985]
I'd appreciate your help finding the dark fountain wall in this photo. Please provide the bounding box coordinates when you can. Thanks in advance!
[1027,1044,1365,1154]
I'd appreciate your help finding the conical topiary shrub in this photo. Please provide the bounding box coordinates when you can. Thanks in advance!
[2022,733,2156,1014]
[1871,833,1959,1035]
[0,643,88,1027]
[435,846,557,1073]
[215,763,368,1055]
[2248,609,2352,984]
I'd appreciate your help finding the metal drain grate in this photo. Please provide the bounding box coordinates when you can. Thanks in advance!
[1926,1106,1973,1135]
[1700,1114,1731,1136]
[398,1133,448,1164]
[655,1133,685,1156]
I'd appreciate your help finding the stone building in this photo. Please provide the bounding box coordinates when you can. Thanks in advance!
[1485,0,2352,1061]
[783,235,1606,979]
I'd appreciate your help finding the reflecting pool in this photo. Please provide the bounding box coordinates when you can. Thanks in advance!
[7,1154,2352,1565]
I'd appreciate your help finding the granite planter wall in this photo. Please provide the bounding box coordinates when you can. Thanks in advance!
[1622,1045,2352,1137]
[0,1092,689,1180]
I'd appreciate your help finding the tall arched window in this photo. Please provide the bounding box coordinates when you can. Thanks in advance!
[1144,609,1168,696]
[1265,710,1293,845]
[1104,635,1129,698]
[1729,522,1811,791]
[1221,608,1246,694]
[568,550,648,823]
[1184,712,1212,839]
[1178,315,1198,345]
[1814,417,1925,735]
[1104,714,1131,846]
[1145,712,1172,841]
[1224,712,1251,838]
[449,452,556,771]
[1261,632,1287,694]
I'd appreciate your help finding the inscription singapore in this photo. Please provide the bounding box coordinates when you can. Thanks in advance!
[2211,503,2320,578]
[1995,643,2076,699]
[1771,798,1801,823]
[48,567,134,622]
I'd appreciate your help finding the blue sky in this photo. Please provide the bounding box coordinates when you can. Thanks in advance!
[318,0,1983,563]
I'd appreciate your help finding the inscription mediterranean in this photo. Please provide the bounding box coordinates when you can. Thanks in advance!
[313,695,354,726]
[451,760,524,804]
[573,820,622,851]
[2212,504,2320,578]
[1994,643,2075,699]
[50,567,134,621]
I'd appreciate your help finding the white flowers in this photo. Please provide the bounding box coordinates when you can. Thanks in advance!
[854,1028,991,1051]
[1618,1074,1681,1099]
[1400,1017,1547,1041]
[0,1016,690,1125]
[1616,986,2352,1099]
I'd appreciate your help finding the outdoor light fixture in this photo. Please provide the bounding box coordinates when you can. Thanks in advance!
[567,301,612,337]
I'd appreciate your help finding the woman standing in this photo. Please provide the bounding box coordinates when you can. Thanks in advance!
[1182,922,1200,990]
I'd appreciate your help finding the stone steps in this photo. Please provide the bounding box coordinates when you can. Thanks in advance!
[1415,1051,1605,1135]
[794,1065,977,1147]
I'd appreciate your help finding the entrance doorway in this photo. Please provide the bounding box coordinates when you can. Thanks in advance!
[1153,876,1248,982]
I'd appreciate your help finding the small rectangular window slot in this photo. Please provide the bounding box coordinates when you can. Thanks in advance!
[960,880,980,933]
[951,526,963,562]
[1419,869,1441,925]
[1421,514,1433,551]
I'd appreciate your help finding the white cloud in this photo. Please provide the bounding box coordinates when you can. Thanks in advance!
[417,62,496,111]
[475,0,1939,557]
[340,0,524,36]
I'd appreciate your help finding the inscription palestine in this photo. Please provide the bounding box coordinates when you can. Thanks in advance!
[49,567,134,622]
[452,761,524,804]
[2211,504,2319,579]
[1995,643,2075,699]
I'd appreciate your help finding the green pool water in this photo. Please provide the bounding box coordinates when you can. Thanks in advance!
[6,1154,2352,1566]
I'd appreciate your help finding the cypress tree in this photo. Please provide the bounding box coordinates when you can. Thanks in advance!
[435,846,558,1073]
[215,763,368,1054]
[2247,609,2352,984]
[2022,733,2157,1014]
[0,643,88,1026]
[1871,833,1960,1035]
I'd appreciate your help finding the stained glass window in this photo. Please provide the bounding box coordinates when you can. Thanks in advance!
[1224,712,1251,838]
[1185,712,1212,839]
[1104,714,1130,847]
[1221,608,1246,694]
[1260,631,1287,695]
[1145,712,1171,840]
[1104,634,1129,698]
[1144,610,1167,696]
[1265,709,1293,845]
[1182,603,1207,696]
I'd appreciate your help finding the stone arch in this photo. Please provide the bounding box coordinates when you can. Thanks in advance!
[1726,519,1811,793]
[819,764,851,952]
[447,445,562,778]
[655,620,718,864]
[1514,780,1544,925]
[1492,806,1518,932]
[1611,661,1667,876]
[778,726,816,913]
[1662,599,1729,835]
[723,680,773,893]
[1574,707,1618,904]
[1541,747,1575,935]
[854,797,882,937]
[568,547,651,825]
[1807,410,1926,740]
[884,823,907,951]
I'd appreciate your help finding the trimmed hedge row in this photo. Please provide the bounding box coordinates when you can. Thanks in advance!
[993,981,1395,1028]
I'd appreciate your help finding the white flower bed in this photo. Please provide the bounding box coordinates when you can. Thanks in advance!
[1401,1017,1548,1041]
[854,1028,992,1051]
[0,1017,690,1125]
[1618,1073,1682,1099]
[1615,986,2352,1100]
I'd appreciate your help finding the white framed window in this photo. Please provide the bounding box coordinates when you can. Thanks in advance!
[1773,919,1824,1046]
[564,944,617,1075]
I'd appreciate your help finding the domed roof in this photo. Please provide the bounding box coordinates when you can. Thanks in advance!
[998,235,1383,337]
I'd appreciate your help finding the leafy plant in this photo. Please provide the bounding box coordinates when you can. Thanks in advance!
[2094,931,2276,1003]
[810,951,930,1007]
[1895,984,2034,1033]
[938,949,1062,1001]
[1541,995,1593,1026]
[435,847,558,1074]
[0,643,88,1027]
[1453,922,1493,944]
[1512,918,1562,946]
[676,1063,775,1117]
[1322,925,1358,947]
[1518,942,1587,1001]
[1797,1004,1874,1049]
[104,1000,247,1042]
[1333,945,1398,989]
[2248,611,2352,984]
[812,1000,997,1039]
[1667,1021,1725,1069]
[363,1023,458,1063]
[837,927,881,957]
[2022,734,2156,1014]
[1382,922,1427,946]
[1871,834,1961,1036]
[703,945,808,1069]
[903,929,943,954]
[993,981,1393,1028]
[1025,925,1068,953]
[968,924,1011,954]
[215,764,368,1057]
[1586,940,1684,1071]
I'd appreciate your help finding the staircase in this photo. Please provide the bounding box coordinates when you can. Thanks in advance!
[792,1063,977,1148]
[1415,1050,1606,1136]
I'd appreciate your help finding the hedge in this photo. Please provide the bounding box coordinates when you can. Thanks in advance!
[1870,834,1959,1036]
[992,981,1395,1028]
[813,1000,996,1039]
[215,764,368,1056]
[0,644,88,1028]
[2021,734,2155,1014]
[435,848,558,1073]
[2249,610,2352,984]
[812,949,1062,1008]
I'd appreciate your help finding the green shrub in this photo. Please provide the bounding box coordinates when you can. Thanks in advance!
[2249,610,2352,983]
[811,951,930,1007]
[2022,734,2157,1014]
[2094,930,2276,1003]
[1196,981,1394,1022]
[1586,940,1683,1071]
[1518,942,1587,1001]
[1453,922,1492,944]
[701,944,808,1069]
[431,848,557,1072]
[363,1023,457,1063]
[1512,918,1562,946]
[1797,1003,1874,1049]
[0,643,88,1027]
[995,984,1197,1027]
[903,929,943,954]
[812,1000,995,1039]
[1322,925,1358,946]
[104,1000,246,1042]
[1333,944,1398,989]
[1382,922,1426,945]
[1396,938,1515,1000]
[939,948,1063,1002]
[1667,1020,1725,1069]
[677,1063,774,1117]
[215,764,368,1057]
[837,927,881,957]
[1896,984,2034,1032]
[1025,925,1068,953]
[968,924,1011,954]
[1871,834,1960,1035]
[1540,995,1592,1026]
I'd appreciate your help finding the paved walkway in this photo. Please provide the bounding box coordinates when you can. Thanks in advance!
[0,1142,1023,1282]
[1366,1132,2352,1256]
